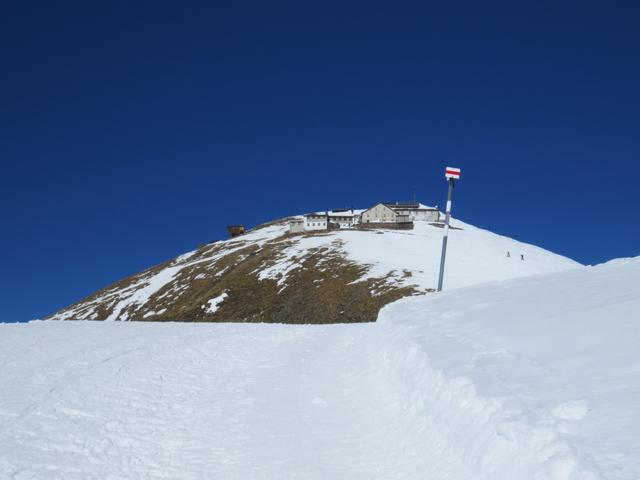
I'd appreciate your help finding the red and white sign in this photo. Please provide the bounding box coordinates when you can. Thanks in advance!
[445,166,461,180]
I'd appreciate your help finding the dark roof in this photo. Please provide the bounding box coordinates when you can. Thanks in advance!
[383,202,437,210]
[383,202,419,208]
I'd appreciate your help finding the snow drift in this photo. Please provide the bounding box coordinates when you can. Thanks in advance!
[2,257,639,479]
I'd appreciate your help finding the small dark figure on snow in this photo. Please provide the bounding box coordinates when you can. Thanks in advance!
[521,254,525,261]
[507,251,511,258]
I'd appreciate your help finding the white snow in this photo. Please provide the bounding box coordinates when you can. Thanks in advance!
[104,265,183,321]
[142,308,167,319]
[418,202,437,209]
[258,219,580,292]
[203,291,228,313]
[3,257,639,479]
[173,250,197,264]
[327,209,364,217]
[226,223,289,246]
[340,219,580,289]
[257,235,335,287]
[553,400,590,421]
[307,209,366,217]
[377,255,640,479]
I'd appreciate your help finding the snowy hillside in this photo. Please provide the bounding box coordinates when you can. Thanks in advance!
[2,257,639,479]
[49,216,580,322]
[377,256,640,479]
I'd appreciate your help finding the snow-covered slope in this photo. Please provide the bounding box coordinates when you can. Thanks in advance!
[48,217,580,322]
[377,256,640,479]
[3,257,639,479]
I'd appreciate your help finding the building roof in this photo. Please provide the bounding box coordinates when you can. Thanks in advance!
[304,209,364,218]
[328,209,364,218]
[361,203,398,216]
[383,202,437,211]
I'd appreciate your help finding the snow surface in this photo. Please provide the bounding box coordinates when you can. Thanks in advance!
[257,235,341,287]
[377,256,640,480]
[104,265,184,321]
[261,219,580,292]
[203,291,228,313]
[3,257,639,479]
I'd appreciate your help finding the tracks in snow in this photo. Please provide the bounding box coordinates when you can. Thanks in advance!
[1,321,596,479]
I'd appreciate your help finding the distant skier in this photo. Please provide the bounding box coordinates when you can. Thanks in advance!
[506,251,511,258]
[521,254,525,261]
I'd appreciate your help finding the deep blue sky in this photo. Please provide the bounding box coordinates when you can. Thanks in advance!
[2,2,639,322]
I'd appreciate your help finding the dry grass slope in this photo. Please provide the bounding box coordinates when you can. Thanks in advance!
[49,226,426,324]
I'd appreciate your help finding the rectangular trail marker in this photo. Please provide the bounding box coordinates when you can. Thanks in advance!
[437,166,461,291]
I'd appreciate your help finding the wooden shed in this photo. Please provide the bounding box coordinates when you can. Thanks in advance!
[226,225,245,238]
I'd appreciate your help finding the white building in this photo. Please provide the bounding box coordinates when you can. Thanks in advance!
[327,209,363,228]
[384,202,440,222]
[361,203,410,224]
[303,202,436,230]
[303,212,328,231]
[304,209,363,230]
[289,218,305,233]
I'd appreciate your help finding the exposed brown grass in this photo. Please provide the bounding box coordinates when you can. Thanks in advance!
[49,228,424,324]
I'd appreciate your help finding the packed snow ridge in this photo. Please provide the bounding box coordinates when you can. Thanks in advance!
[3,256,640,479]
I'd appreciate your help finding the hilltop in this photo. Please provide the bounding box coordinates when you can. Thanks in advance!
[48,214,579,322]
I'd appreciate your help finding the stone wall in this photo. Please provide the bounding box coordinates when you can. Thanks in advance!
[356,222,414,230]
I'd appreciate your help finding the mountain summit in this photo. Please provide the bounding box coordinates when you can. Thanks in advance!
[49,214,580,322]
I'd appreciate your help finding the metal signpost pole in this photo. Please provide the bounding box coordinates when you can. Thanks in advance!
[437,167,461,292]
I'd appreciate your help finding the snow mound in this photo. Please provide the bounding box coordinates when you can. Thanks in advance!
[379,255,640,479]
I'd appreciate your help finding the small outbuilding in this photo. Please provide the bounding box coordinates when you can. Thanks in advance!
[226,225,245,238]
[289,218,305,234]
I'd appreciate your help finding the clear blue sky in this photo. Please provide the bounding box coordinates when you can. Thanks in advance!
[2,2,639,322]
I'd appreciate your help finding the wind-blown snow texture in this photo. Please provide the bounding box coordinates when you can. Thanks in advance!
[2,257,639,479]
